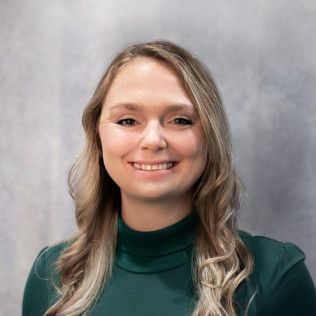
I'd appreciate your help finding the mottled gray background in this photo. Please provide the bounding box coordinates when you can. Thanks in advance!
[1,0,315,314]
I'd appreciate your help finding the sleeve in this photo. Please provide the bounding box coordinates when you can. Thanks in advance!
[22,247,50,316]
[262,242,316,316]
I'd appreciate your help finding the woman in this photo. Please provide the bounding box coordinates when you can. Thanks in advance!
[22,40,316,316]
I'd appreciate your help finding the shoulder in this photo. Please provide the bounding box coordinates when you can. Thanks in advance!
[22,240,70,315]
[238,230,316,315]
[238,230,305,273]
[39,240,70,264]
[30,240,70,287]
[36,241,69,271]
[238,229,305,288]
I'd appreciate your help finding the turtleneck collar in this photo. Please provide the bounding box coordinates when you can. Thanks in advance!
[115,209,200,273]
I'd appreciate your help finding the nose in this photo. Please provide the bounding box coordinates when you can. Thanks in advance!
[139,120,167,150]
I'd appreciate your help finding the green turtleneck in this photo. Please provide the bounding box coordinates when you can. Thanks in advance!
[116,209,199,273]
[91,210,200,315]
[23,209,316,315]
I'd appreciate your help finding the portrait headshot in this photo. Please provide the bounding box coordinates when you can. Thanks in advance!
[1,1,316,316]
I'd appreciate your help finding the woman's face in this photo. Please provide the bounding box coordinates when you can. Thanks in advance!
[98,57,207,203]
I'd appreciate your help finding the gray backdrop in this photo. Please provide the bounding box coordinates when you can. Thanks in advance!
[1,0,315,315]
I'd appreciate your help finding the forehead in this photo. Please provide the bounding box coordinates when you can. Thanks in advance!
[110,57,182,91]
[103,57,193,111]
[117,56,179,79]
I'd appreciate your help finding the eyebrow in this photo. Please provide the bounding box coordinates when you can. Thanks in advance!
[107,102,195,113]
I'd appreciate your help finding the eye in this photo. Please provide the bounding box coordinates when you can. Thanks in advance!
[173,117,193,125]
[116,118,138,126]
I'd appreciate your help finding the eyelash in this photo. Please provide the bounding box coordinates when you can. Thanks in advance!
[116,117,193,126]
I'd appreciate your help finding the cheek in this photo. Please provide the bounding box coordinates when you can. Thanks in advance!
[175,130,206,161]
[99,127,134,159]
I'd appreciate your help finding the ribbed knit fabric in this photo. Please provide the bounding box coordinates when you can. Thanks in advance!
[116,209,199,273]
[23,209,316,315]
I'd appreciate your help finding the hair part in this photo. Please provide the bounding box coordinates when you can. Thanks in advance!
[44,39,255,316]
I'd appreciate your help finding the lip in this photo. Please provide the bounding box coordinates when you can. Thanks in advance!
[129,160,178,165]
[127,161,179,178]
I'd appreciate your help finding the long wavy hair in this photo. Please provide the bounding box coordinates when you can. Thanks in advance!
[44,40,255,315]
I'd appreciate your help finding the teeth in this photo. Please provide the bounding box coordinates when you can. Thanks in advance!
[133,162,175,171]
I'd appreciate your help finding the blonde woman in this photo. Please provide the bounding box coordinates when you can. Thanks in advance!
[22,40,316,315]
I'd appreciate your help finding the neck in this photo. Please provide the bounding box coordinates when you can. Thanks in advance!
[120,191,193,232]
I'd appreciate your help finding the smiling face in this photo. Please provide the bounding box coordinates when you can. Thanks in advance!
[98,57,207,204]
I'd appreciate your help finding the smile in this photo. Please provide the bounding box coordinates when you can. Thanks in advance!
[133,162,177,171]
